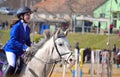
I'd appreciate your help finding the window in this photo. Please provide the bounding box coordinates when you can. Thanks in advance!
[60,14,64,18]
[100,13,105,18]
[113,13,118,18]
[118,13,120,18]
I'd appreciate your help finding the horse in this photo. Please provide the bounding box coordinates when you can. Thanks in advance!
[17,29,74,77]
[114,52,120,64]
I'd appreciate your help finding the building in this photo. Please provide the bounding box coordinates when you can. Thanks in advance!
[31,0,105,33]
[94,0,120,32]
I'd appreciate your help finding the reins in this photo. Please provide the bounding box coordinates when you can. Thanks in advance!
[28,35,72,77]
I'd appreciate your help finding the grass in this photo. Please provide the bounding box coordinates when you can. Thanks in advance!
[0,30,10,44]
[0,30,44,44]
[0,30,120,50]
[67,33,120,50]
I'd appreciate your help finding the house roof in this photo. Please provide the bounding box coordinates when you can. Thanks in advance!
[32,0,106,16]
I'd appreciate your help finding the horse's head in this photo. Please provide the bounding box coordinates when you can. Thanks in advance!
[50,28,74,65]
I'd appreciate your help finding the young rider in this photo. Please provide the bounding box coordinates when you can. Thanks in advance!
[3,7,32,77]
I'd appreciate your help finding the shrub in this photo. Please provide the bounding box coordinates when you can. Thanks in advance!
[30,34,44,43]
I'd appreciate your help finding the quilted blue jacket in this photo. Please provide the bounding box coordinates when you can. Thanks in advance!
[4,20,31,55]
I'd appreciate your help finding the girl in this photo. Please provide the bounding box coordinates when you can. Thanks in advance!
[3,7,32,77]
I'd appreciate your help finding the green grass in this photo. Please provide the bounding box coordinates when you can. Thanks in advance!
[0,30,44,44]
[0,30,10,44]
[30,33,44,43]
[0,30,120,50]
[67,33,120,50]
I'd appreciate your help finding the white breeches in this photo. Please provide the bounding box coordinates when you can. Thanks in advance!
[5,52,16,67]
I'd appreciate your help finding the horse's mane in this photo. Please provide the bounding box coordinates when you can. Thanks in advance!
[31,38,48,52]
[24,29,66,63]
[24,38,49,63]
[27,29,52,57]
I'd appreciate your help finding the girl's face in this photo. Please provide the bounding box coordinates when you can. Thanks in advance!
[23,12,31,23]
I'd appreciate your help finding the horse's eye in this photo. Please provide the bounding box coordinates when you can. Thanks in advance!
[59,43,63,46]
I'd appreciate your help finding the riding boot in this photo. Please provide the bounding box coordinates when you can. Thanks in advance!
[2,65,15,77]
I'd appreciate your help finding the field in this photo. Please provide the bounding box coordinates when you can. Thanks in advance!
[0,14,120,77]
[1,30,120,50]
[51,64,120,77]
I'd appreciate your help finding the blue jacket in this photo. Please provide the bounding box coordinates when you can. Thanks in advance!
[4,20,31,55]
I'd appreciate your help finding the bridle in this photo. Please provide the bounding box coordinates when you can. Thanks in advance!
[33,35,73,64]
[53,35,72,61]
[29,34,73,77]
[52,34,73,64]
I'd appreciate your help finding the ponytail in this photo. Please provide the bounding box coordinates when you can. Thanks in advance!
[10,19,20,28]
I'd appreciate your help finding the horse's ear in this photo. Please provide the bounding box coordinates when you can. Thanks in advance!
[64,28,69,36]
[55,28,61,38]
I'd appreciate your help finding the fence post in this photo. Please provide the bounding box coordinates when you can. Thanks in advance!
[91,50,94,77]
[101,51,107,77]
[80,48,84,77]
[62,60,66,77]
[96,50,100,77]
[75,42,80,77]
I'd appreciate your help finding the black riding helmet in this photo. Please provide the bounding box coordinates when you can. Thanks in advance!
[16,7,32,18]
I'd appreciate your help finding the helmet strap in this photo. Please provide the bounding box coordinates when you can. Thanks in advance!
[23,19,28,23]
[20,14,28,23]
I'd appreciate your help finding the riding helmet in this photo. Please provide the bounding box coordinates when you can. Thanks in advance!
[16,7,32,18]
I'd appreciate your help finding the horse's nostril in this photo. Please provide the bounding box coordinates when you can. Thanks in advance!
[69,58,72,62]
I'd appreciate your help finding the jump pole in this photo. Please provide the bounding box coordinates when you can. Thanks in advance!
[91,50,94,77]
[96,50,100,77]
[62,61,66,77]
[80,48,84,77]
[74,42,82,77]
[101,51,107,77]
[75,47,80,77]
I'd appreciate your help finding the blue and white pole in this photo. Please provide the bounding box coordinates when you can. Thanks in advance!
[75,44,80,77]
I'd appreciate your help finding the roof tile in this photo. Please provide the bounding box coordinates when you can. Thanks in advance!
[32,0,106,16]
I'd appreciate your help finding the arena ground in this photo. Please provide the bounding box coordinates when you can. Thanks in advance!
[51,64,120,77]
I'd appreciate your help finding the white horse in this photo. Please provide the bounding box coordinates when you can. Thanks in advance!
[19,29,74,77]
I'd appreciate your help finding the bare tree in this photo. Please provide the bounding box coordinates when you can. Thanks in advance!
[64,0,81,31]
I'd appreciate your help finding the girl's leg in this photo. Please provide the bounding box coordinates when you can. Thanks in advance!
[2,52,16,77]
[5,52,16,67]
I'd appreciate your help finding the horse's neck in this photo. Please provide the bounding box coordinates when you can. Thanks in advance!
[35,39,53,60]
[21,37,67,77]
[25,39,54,77]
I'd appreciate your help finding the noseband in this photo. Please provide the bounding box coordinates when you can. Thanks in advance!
[29,34,72,77]
[33,35,72,64]
[53,35,72,62]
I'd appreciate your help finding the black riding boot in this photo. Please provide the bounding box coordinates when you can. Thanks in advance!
[2,65,15,77]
